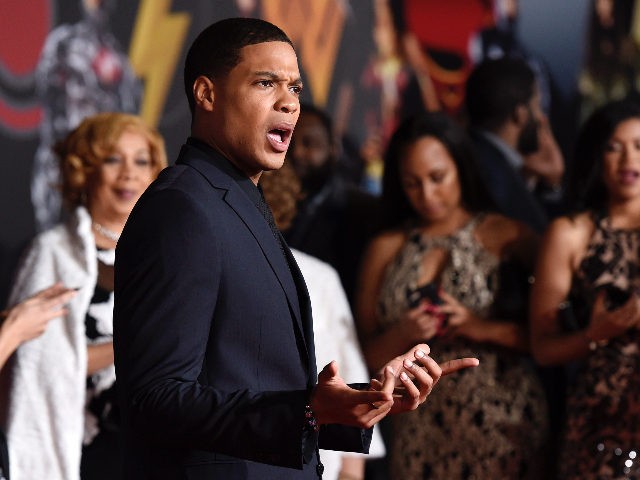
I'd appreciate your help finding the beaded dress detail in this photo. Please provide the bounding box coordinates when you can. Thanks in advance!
[559,215,640,479]
[377,215,548,479]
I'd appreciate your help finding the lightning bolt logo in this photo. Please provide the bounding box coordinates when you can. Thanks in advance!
[128,0,190,127]
[262,0,346,107]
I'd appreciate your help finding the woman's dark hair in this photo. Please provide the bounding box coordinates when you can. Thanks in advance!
[381,111,494,228]
[184,18,292,115]
[567,99,640,212]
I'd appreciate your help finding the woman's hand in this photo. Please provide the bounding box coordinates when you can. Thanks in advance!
[1,283,76,344]
[0,283,76,370]
[401,302,444,342]
[585,290,640,343]
[436,290,487,341]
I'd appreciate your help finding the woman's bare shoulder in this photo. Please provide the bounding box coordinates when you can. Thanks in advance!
[475,213,534,251]
[545,212,593,243]
[367,229,406,256]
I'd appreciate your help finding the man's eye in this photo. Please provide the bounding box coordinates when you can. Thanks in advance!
[290,85,303,96]
[258,80,273,88]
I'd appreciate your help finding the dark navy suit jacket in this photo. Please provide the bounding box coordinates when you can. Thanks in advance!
[469,129,549,233]
[114,142,369,479]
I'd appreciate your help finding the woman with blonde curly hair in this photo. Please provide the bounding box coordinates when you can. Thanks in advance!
[4,112,166,480]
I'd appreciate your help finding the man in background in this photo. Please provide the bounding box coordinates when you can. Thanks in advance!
[465,57,565,233]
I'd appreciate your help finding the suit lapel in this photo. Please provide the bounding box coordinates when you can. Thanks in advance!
[281,242,317,384]
[178,148,311,358]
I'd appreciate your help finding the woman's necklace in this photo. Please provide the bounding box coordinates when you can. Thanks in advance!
[93,222,121,242]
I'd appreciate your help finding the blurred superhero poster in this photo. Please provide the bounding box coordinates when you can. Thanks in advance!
[0,0,622,238]
[578,0,640,123]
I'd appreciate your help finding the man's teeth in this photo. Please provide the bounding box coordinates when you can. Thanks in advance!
[269,130,284,142]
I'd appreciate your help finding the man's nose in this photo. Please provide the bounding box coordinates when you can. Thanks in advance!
[276,89,299,114]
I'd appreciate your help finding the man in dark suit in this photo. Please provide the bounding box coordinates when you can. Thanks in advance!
[114,18,477,479]
[465,57,565,233]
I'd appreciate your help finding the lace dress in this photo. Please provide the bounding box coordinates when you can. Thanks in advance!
[377,216,549,479]
[558,215,640,480]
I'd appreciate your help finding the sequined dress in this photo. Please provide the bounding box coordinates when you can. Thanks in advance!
[377,216,549,479]
[558,215,640,480]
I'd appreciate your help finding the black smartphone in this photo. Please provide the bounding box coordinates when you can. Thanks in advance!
[406,282,448,336]
[601,285,631,311]
[406,283,442,309]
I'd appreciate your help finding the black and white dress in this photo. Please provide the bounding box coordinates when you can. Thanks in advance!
[80,248,121,479]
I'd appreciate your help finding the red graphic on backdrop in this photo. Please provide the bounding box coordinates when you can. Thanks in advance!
[0,0,51,131]
[92,47,124,86]
[403,0,494,113]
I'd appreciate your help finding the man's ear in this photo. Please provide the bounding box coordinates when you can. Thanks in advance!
[193,75,215,112]
[513,104,529,127]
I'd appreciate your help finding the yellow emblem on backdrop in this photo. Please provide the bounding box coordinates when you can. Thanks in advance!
[129,0,191,127]
[262,0,346,107]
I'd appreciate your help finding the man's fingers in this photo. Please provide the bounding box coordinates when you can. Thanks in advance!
[404,357,435,401]
[398,365,423,404]
[369,378,383,390]
[318,360,339,383]
[358,386,394,426]
[354,388,393,418]
[411,344,430,357]
[380,366,395,394]
[440,357,479,376]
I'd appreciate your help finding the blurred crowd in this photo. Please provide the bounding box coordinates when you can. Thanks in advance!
[3,1,640,479]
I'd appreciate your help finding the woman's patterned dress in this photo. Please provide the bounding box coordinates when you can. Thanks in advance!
[377,216,549,480]
[559,215,640,480]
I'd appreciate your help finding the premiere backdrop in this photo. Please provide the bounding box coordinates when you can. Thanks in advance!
[0,0,627,303]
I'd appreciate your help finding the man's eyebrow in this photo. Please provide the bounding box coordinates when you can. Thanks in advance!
[254,71,303,85]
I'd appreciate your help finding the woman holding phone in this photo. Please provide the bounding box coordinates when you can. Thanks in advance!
[355,112,548,479]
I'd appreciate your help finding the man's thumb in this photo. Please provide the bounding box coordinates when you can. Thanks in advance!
[318,360,339,382]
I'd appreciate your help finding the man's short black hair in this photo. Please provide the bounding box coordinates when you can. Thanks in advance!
[184,17,293,115]
[465,57,535,131]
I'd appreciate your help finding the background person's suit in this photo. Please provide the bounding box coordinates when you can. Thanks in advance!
[469,129,549,233]
[114,140,370,480]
